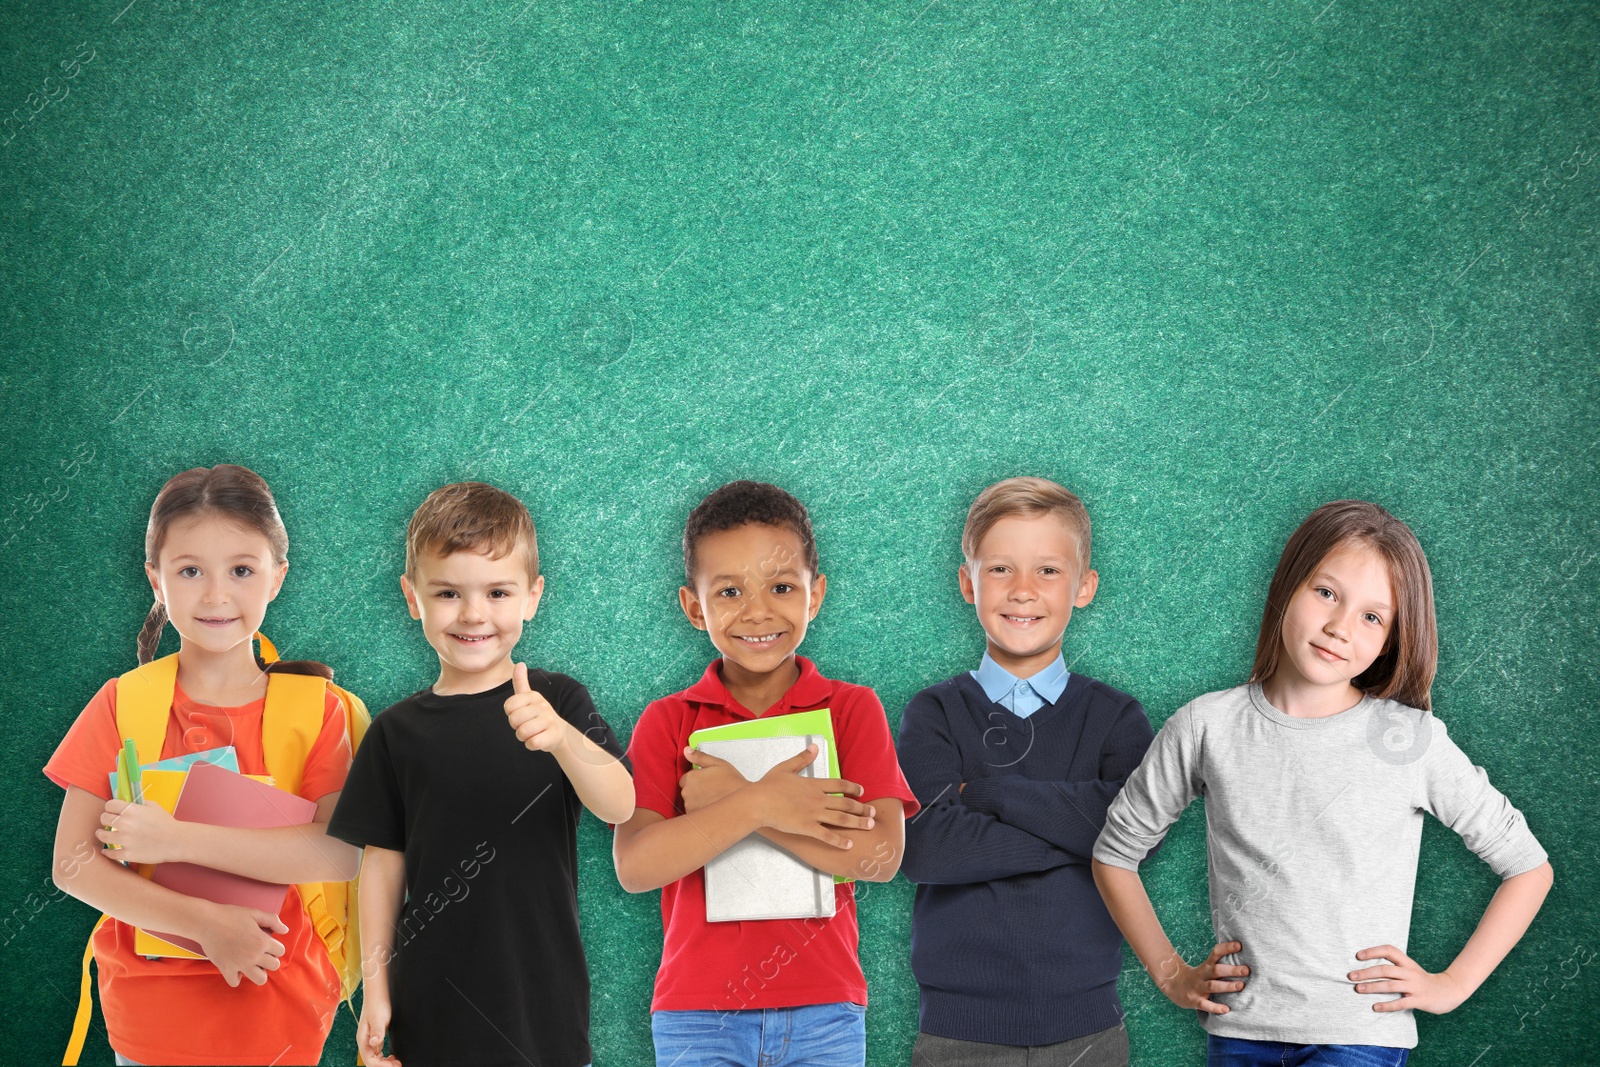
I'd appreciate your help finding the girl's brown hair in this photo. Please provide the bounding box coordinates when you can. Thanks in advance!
[1249,499,1436,710]
[139,464,332,680]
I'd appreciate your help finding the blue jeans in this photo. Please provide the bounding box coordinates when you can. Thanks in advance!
[1207,1035,1410,1067]
[653,1002,867,1067]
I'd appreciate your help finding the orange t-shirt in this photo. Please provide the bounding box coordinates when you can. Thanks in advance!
[43,674,352,1066]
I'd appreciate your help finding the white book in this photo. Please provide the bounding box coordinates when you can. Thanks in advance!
[697,734,837,922]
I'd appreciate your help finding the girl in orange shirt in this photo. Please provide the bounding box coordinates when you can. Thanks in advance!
[44,464,360,1065]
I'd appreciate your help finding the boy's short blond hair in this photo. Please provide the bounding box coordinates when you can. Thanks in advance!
[405,481,540,586]
[962,477,1092,575]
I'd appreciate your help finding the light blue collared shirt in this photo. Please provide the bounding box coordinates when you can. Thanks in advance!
[969,650,1070,718]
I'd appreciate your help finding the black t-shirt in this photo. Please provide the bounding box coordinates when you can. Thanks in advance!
[327,671,629,1067]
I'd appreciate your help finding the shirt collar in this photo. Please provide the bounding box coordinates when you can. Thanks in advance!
[681,653,833,718]
[971,649,1070,706]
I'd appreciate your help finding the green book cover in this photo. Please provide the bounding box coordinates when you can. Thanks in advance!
[687,708,840,779]
[687,708,850,884]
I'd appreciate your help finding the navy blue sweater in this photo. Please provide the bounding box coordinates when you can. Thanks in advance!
[897,668,1157,1046]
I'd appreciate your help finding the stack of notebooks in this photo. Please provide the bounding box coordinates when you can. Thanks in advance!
[109,741,317,958]
[687,708,847,923]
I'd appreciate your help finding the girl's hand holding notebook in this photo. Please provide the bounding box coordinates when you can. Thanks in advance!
[190,903,289,989]
[95,797,185,864]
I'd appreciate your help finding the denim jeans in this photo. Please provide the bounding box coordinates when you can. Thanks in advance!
[652,1001,868,1067]
[1207,1035,1410,1067]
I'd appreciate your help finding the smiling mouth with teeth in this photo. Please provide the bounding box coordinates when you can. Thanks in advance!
[451,633,495,643]
[735,633,782,646]
[1002,614,1043,623]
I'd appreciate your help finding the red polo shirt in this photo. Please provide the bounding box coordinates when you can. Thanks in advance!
[624,654,919,1013]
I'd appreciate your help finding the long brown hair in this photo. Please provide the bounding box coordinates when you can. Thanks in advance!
[140,464,332,680]
[1248,500,1436,710]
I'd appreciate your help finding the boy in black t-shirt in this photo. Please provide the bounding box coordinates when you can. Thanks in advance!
[327,482,635,1067]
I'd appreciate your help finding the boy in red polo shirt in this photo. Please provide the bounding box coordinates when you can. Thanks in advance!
[613,480,919,1067]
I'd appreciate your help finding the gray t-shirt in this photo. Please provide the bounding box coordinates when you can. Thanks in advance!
[1092,682,1547,1048]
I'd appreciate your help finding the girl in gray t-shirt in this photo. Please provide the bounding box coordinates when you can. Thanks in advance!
[1092,500,1552,1066]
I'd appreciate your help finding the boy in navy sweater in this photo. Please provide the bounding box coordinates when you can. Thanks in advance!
[897,477,1156,1066]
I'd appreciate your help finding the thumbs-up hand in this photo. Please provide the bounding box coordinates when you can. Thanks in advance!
[505,662,569,753]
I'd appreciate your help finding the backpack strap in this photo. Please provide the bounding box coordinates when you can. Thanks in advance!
[260,671,326,797]
[76,656,180,1066]
[115,655,179,770]
[259,664,368,1065]
[64,913,111,1066]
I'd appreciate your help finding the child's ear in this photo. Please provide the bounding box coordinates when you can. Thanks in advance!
[267,560,289,602]
[806,572,827,619]
[957,561,977,604]
[524,574,544,620]
[1074,567,1100,608]
[399,574,422,620]
[678,584,706,630]
[144,560,164,604]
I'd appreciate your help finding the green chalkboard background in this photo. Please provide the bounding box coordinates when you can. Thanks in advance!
[3,0,1595,1063]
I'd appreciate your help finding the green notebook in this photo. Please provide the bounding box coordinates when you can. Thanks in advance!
[688,708,850,885]
[687,708,840,779]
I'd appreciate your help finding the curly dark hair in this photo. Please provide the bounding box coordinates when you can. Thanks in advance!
[682,480,819,586]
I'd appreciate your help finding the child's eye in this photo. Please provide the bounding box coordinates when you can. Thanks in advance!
[231,565,254,578]
[437,590,459,599]
[179,566,200,579]
[771,583,793,595]
[1315,586,1335,600]
[716,586,741,598]
[1040,567,1059,576]
[1363,612,1384,626]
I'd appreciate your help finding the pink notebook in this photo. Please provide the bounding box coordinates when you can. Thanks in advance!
[142,759,319,956]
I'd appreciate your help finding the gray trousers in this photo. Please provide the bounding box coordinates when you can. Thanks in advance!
[913,1021,1130,1067]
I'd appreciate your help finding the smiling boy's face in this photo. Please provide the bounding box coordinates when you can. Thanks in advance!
[960,511,1098,678]
[679,522,825,682]
[401,541,543,695]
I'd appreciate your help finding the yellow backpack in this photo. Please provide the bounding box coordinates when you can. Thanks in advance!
[64,633,370,1066]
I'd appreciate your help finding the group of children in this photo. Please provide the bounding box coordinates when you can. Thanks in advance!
[44,464,1552,1067]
